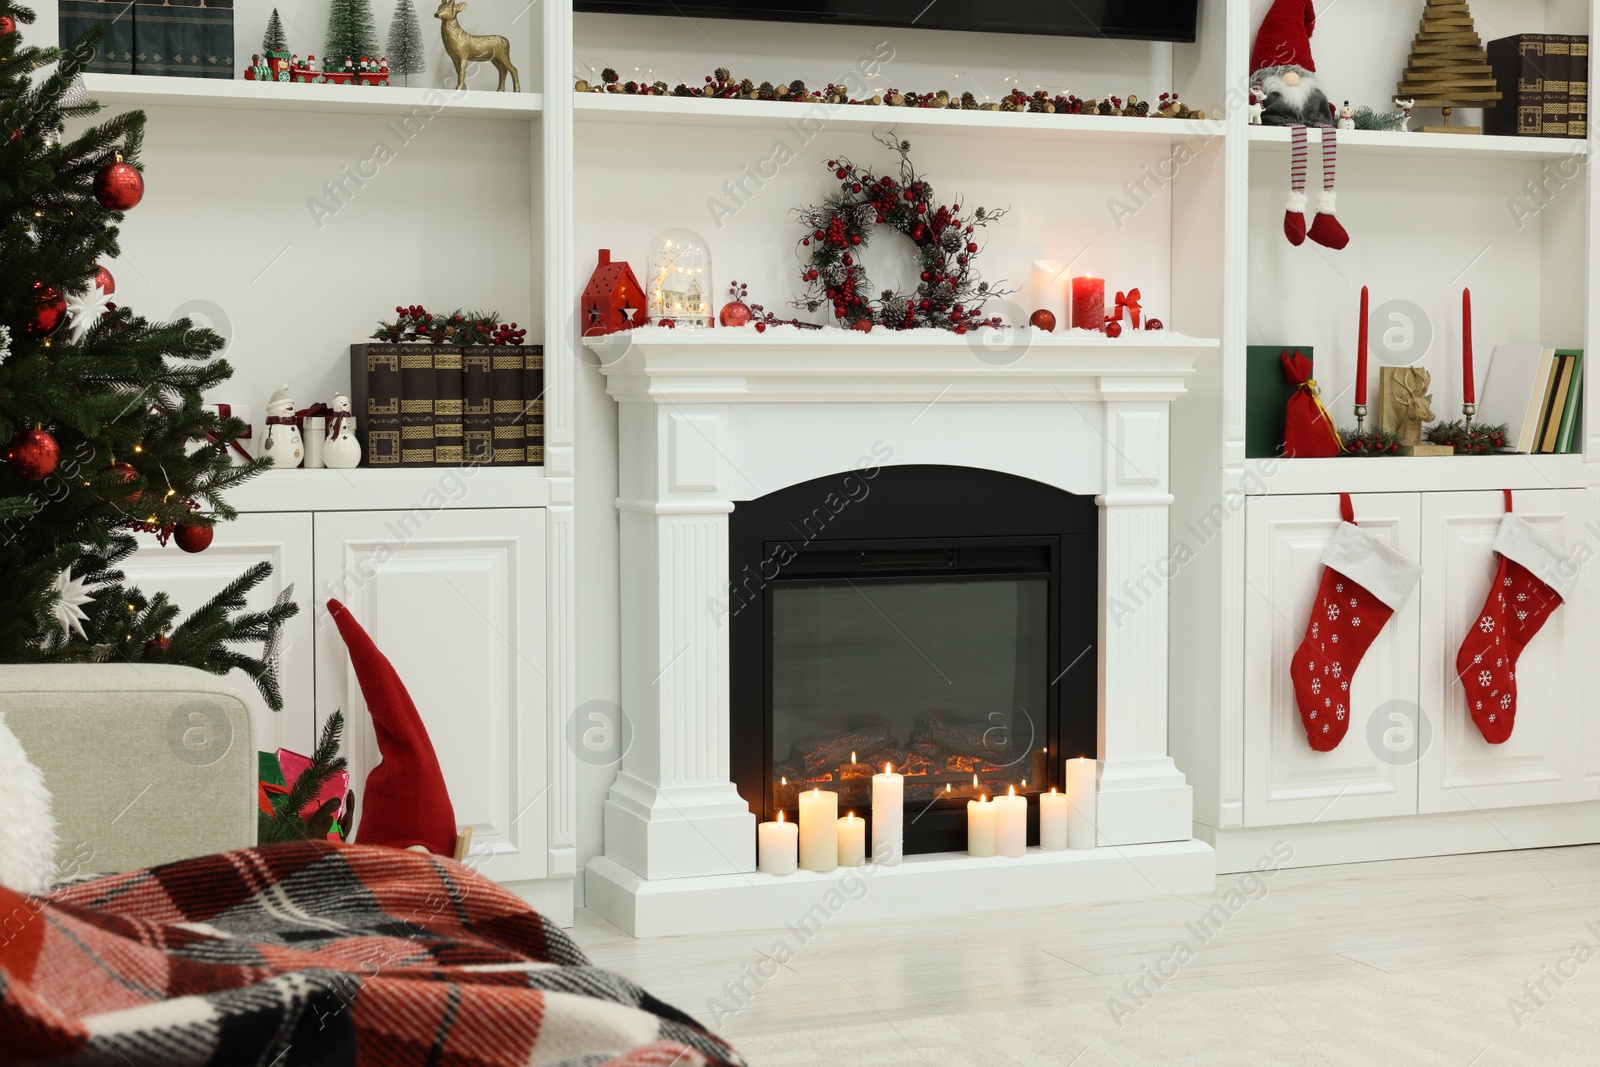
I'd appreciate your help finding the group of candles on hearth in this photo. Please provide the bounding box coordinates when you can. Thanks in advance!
[757,756,1099,874]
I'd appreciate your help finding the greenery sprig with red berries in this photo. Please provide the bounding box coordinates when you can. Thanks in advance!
[1338,428,1405,456]
[372,305,526,345]
[575,67,1206,119]
[792,134,1013,332]
[1425,420,1510,454]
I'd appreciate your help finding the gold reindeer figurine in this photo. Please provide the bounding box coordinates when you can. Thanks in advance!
[435,0,519,92]
[1378,366,1453,455]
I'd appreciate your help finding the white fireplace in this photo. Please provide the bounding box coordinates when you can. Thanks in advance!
[584,327,1216,935]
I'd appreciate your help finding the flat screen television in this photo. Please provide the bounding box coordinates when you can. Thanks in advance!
[572,1,1200,44]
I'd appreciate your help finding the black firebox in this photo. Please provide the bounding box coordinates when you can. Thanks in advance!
[728,465,1097,855]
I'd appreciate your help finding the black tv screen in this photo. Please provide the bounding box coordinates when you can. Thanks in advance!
[573,1,1200,44]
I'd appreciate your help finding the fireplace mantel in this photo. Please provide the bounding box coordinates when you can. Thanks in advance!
[585,328,1218,935]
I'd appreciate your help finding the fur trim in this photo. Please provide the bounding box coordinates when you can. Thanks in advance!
[0,712,58,896]
[1322,521,1422,611]
[1286,190,1309,212]
[1495,513,1576,598]
[1313,189,1337,215]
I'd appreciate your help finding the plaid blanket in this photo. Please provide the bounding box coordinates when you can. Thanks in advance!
[0,841,746,1067]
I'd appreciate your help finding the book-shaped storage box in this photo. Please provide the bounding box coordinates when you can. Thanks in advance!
[349,343,403,467]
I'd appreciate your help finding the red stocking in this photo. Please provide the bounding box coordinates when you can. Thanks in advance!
[1455,495,1572,744]
[1290,495,1422,751]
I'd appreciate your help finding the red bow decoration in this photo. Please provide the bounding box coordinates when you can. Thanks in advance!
[1111,289,1143,330]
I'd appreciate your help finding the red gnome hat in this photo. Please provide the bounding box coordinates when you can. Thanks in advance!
[327,599,458,856]
[1252,0,1317,75]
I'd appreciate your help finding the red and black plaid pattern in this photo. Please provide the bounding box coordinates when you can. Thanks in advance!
[0,841,745,1067]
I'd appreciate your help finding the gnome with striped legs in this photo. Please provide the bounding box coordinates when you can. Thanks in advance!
[1252,0,1349,250]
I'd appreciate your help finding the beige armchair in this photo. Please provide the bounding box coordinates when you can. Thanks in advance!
[0,664,256,876]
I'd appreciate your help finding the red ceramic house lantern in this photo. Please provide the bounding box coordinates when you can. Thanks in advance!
[582,249,648,336]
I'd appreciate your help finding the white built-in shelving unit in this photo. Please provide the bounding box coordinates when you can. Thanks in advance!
[36,0,1600,915]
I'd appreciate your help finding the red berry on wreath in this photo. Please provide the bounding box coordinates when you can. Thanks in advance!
[835,168,847,178]
[1105,321,1123,339]
[904,189,915,201]
[852,183,862,193]
[849,234,861,245]
[1145,318,1164,331]
[967,242,979,253]
[1029,309,1057,332]
[93,156,145,211]
[174,522,214,553]
[6,428,59,480]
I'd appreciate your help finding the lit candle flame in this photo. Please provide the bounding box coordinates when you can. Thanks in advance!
[980,794,988,803]
[885,762,892,774]
[1009,785,1017,797]
[851,751,857,763]
[973,774,979,787]
[778,811,785,822]
[1021,779,1028,789]
[945,783,952,793]
[1050,787,1058,794]
[813,788,820,797]
[848,811,855,819]
[781,776,787,786]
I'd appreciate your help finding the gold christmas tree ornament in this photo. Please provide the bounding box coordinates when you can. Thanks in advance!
[1396,0,1503,133]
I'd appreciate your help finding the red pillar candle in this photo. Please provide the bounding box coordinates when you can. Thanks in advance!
[1071,274,1106,332]
[1462,288,1475,404]
[1356,286,1369,407]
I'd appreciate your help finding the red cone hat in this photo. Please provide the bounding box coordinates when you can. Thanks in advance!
[1252,0,1317,76]
[327,599,458,856]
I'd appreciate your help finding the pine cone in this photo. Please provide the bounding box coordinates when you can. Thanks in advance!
[602,67,618,84]
[852,202,877,228]
[789,79,807,94]
[941,229,964,252]
[932,281,956,305]
[881,296,911,326]
[740,78,755,92]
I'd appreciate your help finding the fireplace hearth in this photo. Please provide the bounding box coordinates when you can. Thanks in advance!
[729,466,1097,854]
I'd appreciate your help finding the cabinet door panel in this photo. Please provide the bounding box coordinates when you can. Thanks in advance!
[314,510,547,882]
[120,512,315,756]
[1244,494,1421,826]
[1418,490,1585,813]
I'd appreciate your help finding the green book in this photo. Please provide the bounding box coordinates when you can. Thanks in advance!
[1246,345,1312,459]
[1555,349,1584,454]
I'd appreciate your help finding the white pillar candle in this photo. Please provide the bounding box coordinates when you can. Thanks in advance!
[1031,259,1069,318]
[1039,787,1070,851]
[995,785,1027,858]
[837,812,866,867]
[967,794,997,858]
[798,788,838,872]
[757,811,799,875]
[303,417,326,468]
[870,762,903,865]
[1064,757,1098,850]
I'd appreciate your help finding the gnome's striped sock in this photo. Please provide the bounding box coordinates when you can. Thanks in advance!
[1284,125,1308,246]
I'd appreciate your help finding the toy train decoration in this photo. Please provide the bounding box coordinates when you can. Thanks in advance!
[244,49,392,86]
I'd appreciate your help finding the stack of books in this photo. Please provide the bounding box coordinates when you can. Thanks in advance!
[349,343,545,468]
[1478,346,1585,454]
[1485,33,1589,137]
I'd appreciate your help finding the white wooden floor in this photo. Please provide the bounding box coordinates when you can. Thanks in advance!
[572,845,1600,1065]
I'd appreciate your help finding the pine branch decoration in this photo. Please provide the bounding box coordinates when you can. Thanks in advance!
[258,710,348,845]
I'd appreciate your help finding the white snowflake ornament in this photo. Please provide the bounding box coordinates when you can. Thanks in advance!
[52,567,94,640]
[65,285,114,343]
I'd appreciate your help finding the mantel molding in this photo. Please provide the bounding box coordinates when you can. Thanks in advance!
[588,330,1211,405]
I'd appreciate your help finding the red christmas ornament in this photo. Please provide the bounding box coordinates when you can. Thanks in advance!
[143,634,171,656]
[174,522,214,553]
[6,428,60,480]
[93,158,145,212]
[1105,321,1123,339]
[25,282,66,338]
[109,460,141,503]
[93,264,116,295]
[0,15,14,34]
[1029,309,1057,332]
[719,300,752,327]
[1145,318,1164,331]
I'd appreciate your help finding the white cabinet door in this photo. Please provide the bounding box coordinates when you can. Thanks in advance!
[1244,494,1422,826]
[1418,490,1585,813]
[120,512,315,757]
[313,509,548,882]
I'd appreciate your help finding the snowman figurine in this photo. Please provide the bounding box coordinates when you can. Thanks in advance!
[323,392,361,470]
[261,384,303,469]
[1336,100,1356,130]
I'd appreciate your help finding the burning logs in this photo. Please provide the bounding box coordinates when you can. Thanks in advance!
[910,715,1010,760]
[783,725,895,778]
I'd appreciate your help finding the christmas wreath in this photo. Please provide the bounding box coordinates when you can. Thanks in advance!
[791,134,1012,331]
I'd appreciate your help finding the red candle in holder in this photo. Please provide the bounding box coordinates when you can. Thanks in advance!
[1462,288,1475,404]
[1071,274,1106,331]
[1356,286,1369,407]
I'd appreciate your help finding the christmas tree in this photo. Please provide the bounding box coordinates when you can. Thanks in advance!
[263,8,287,55]
[386,0,426,84]
[0,6,297,708]
[325,0,379,67]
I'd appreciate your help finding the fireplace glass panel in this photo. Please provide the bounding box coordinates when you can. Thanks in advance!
[770,576,1049,813]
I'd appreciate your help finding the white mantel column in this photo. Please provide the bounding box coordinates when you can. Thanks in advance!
[1095,395,1194,845]
[602,403,757,880]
